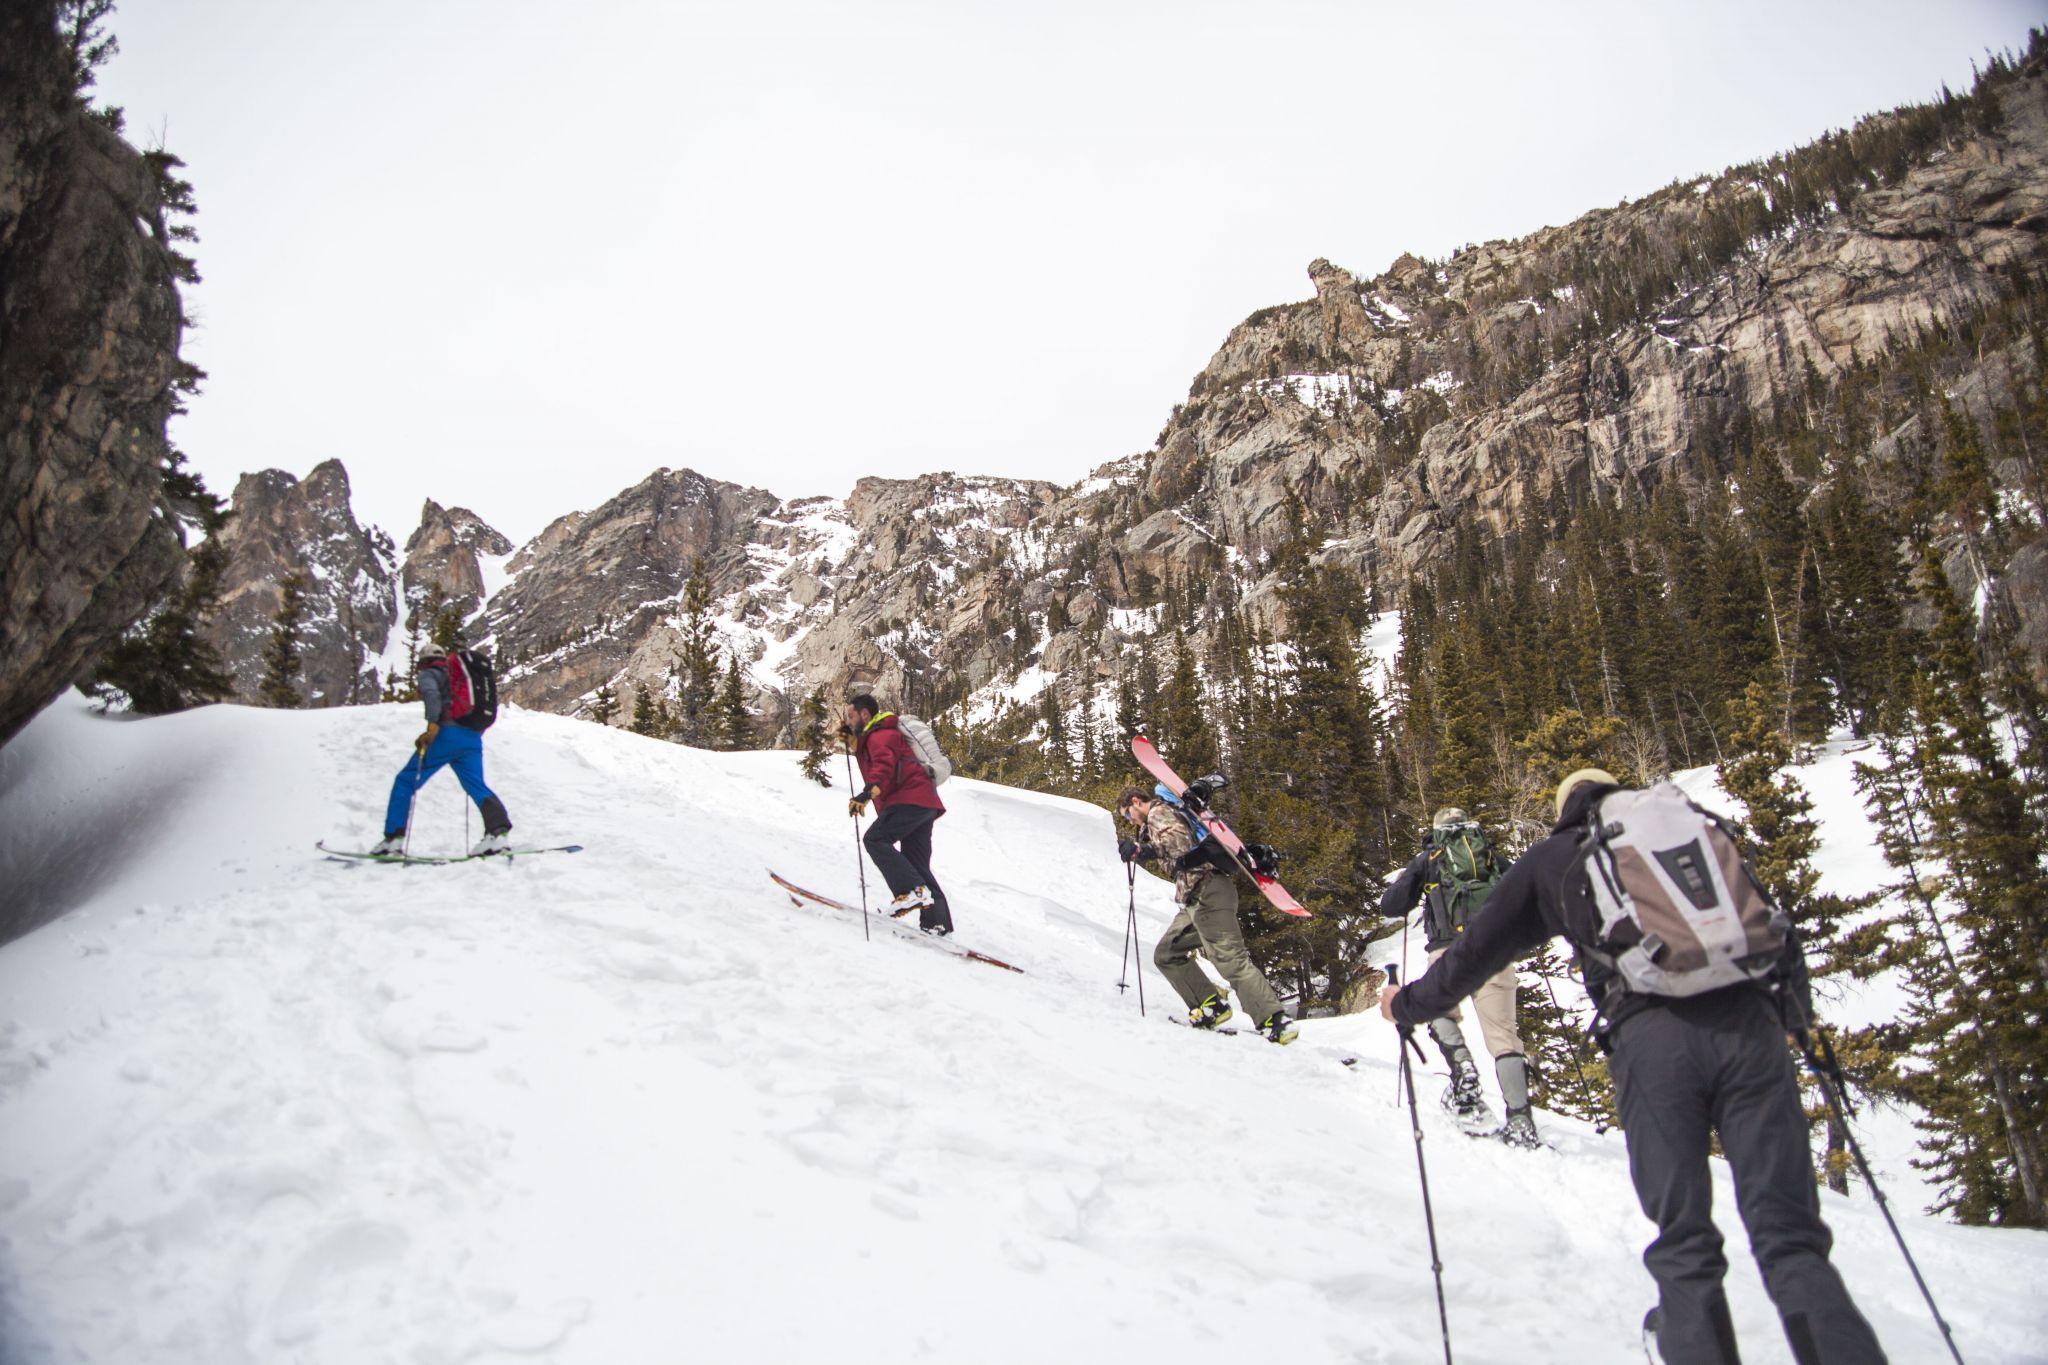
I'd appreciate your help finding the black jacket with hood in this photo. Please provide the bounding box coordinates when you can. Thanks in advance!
[1388,781,1811,1044]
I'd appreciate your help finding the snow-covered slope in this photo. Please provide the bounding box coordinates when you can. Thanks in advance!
[0,701,2042,1364]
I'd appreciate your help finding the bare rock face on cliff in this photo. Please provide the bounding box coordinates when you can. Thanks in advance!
[0,2,196,745]
[207,462,397,706]
[400,500,512,632]
[483,468,785,718]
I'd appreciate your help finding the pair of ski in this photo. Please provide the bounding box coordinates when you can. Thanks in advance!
[1130,735,1308,917]
[318,841,584,866]
[767,871,1024,974]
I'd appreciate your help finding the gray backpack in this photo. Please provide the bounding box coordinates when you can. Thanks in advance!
[1571,783,1789,998]
[896,714,952,786]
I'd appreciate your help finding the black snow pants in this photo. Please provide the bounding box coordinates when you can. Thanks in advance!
[1609,989,1886,1365]
[862,803,953,933]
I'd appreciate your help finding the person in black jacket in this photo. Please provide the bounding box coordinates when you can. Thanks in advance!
[1380,769,1885,1365]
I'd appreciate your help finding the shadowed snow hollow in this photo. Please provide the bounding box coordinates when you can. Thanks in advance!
[0,700,2042,1363]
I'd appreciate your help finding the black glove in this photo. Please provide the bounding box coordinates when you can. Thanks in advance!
[1119,838,1158,865]
[1245,842,1281,875]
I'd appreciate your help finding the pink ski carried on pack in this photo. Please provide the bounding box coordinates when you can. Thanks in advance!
[1130,734,1310,918]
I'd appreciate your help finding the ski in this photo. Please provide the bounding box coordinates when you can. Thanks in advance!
[766,872,1025,974]
[1129,735,1310,917]
[318,840,584,866]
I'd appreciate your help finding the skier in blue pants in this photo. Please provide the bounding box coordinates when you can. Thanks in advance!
[369,652,512,857]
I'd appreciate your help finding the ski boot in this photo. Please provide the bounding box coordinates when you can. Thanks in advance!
[1642,1308,1665,1365]
[920,923,953,939]
[1188,990,1234,1030]
[1259,1011,1299,1045]
[1495,1106,1541,1149]
[1441,1059,1490,1125]
[886,886,934,918]
[470,831,513,857]
[367,833,406,858]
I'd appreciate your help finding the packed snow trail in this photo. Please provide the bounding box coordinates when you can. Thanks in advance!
[0,700,2043,1364]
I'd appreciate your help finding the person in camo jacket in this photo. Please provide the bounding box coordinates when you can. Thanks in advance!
[1117,785,1297,1045]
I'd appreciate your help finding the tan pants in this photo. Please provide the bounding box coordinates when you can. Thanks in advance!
[1154,873,1284,1026]
[1425,945,1522,1060]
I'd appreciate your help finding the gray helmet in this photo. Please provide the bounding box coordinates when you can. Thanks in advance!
[1432,806,1468,829]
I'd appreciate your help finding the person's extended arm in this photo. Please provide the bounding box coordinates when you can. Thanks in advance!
[1389,850,1552,1026]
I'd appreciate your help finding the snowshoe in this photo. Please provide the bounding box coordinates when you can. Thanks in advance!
[1495,1107,1542,1149]
[886,886,934,918]
[1441,1060,1492,1126]
[469,831,513,857]
[1259,1011,1299,1045]
[1188,992,1235,1030]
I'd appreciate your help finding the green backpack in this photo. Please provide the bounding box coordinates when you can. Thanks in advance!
[1425,822,1504,935]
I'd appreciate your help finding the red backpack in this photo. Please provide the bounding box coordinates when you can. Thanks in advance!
[426,649,499,732]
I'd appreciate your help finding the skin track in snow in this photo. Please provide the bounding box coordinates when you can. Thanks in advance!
[318,841,585,865]
[768,870,1025,973]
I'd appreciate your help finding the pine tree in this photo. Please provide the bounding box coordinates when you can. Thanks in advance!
[256,571,309,709]
[673,560,720,743]
[1873,551,2048,1225]
[798,687,832,787]
[1721,680,1864,1192]
[1158,629,1216,777]
[630,687,663,737]
[590,680,619,727]
[715,656,753,750]
[92,527,234,715]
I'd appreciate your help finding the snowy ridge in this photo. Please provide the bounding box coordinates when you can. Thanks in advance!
[0,700,2043,1363]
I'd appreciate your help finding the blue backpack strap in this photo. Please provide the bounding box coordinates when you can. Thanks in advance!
[1154,783,1208,844]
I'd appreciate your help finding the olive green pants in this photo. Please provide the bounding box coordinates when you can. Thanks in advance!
[1154,873,1284,1026]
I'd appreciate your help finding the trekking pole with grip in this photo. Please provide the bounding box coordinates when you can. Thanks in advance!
[844,750,870,942]
[1387,962,1454,1365]
[1799,1029,1964,1365]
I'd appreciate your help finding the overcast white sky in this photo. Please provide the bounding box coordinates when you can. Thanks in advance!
[98,0,2042,546]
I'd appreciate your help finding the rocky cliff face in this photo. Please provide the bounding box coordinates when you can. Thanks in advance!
[400,500,512,631]
[196,52,2048,739]
[0,2,197,745]
[207,461,397,706]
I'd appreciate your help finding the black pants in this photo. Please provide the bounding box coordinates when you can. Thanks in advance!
[862,804,952,932]
[1610,990,1885,1365]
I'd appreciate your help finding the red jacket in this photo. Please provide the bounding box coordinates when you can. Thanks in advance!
[855,714,944,812]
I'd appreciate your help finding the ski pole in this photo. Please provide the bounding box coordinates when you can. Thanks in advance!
[1537,964,1610,1134]
[400,745,427,860]
[1387,963,1454,1365]
[1798,1030,1964,1365]
[844,750,870,942]
[1119,862,1147,1016]
[1118,864,1135,995]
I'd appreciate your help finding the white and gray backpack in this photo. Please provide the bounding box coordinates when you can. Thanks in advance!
[896,714,953,786]
[1570,783,1789,998]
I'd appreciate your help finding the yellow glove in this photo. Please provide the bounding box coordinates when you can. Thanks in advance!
[848,787,873,817]
[415,722,441,754]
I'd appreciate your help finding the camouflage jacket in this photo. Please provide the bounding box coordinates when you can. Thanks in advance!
[1144,798,1221,905]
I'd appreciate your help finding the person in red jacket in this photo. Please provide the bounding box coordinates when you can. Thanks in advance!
[843,694,953,935]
